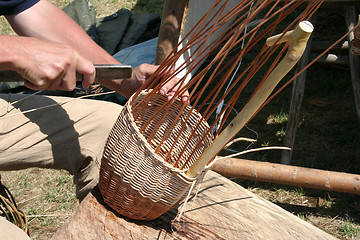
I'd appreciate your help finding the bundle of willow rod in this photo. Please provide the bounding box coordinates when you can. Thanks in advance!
[134,0,323,169]
[0,178,29,235]
[99,0,325,220]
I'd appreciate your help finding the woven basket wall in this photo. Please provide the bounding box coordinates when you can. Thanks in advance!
[99,90,213,220]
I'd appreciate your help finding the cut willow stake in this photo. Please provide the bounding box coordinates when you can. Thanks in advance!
[187,21,314,178]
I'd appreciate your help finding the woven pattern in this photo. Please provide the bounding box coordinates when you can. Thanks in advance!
[99,90,213,220]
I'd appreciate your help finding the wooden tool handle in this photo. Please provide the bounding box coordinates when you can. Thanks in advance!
[0,64,132,82]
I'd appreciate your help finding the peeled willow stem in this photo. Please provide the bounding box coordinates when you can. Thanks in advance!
[187,21,314,178]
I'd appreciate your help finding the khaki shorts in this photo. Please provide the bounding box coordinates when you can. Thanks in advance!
[0,94,123,200]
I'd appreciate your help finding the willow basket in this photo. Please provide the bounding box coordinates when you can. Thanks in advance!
[99,90,213,220]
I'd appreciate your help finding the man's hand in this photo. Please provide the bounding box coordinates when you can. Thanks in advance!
[9,36,95,91]
[101,63,189,104]
[158,71,190,105]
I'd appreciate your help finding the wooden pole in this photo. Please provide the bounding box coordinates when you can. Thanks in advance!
[155,0,189,65]
[187,21,314,178]
[345,6,360,121]
[281,16,316,165]
[211,157,360,195]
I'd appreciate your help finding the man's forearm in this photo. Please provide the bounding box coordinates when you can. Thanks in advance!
[0,35,18,70]
[4,0,132,92]
[5,0,118,65]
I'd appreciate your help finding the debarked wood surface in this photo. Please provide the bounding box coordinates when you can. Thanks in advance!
[52,170,337,240]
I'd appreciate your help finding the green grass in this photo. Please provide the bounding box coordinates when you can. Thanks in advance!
[341,218,359,238]
[0,16,14,35]
[0,169,78,239]
[266,110,289,125]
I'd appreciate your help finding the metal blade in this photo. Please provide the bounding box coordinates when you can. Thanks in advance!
[0,64,132,82]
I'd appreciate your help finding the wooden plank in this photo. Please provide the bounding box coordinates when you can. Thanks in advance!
[52,171,336,240]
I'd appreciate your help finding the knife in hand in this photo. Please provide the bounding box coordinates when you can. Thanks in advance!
[0,64,132,82]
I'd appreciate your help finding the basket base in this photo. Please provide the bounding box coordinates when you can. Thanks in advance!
[99,156,192,221]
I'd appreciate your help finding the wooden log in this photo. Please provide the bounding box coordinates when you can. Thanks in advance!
[212,158,360,195]
[52,170,336,240]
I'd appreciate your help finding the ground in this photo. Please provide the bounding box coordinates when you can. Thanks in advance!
[0,1,360,239]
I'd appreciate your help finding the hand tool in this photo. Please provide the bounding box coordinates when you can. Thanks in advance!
[0,64,132,82]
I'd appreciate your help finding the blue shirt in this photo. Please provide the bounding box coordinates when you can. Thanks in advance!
[0,0,40,15]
